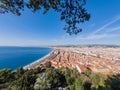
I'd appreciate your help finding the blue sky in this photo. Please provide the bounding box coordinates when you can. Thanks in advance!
[0,0,120,46]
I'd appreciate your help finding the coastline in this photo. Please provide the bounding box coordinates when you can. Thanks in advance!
[23,47,55,70]
[21,46,120,74]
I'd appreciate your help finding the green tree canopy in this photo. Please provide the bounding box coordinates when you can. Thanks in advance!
[0,0,90,35]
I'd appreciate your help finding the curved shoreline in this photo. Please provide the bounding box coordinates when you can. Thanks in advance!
[23,48,55,70]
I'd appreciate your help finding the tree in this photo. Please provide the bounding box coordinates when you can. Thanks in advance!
[34,67,65,90]
[106,74,120,90]
[34,73,51,90]
[0,68,14,83]
[15,67,25,79]
[0,0,90,35]
[75,77,84,90]
[10,70,36,90]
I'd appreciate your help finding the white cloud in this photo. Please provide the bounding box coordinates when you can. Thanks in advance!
[106,26,120,33]
[75,33,119,41]
[92,16,120,34]
[50,15,120,45]
[76,16,120,41]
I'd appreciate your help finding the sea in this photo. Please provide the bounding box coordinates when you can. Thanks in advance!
[0,46,52,70]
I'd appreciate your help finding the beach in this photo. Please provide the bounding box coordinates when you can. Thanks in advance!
[23,48,56,70]
[0,47,53,70]
[23,46,120,74]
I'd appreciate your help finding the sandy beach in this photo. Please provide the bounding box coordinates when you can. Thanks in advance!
[23,46,120,74]
[23,48,56,70]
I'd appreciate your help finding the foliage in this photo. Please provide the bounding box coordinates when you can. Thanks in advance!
[34,66,66,90]
[0,0,90,35]
[0,68,14,83]
[34,73,51,90]
[15,67,25,78]
[0,65,120,90]
[9,69,37,90]
[105,74,120,90]
[75,77,83,90]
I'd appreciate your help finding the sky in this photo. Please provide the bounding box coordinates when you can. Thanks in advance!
[0,0,120,46]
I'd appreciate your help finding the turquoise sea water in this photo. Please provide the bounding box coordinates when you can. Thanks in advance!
[0,46,52,70]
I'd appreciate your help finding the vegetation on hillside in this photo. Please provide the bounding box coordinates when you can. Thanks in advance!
[0,62,120,90]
